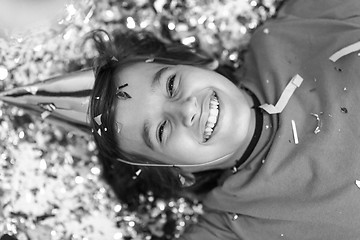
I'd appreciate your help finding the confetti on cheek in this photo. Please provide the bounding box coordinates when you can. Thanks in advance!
[291,120,299,144]
[115,121,122,134]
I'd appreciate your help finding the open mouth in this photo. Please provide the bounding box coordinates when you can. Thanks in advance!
[203,92,220,142]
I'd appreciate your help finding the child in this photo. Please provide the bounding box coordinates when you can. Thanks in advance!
[89,0,360,239]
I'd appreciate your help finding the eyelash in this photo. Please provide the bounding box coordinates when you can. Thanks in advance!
[158,121,167,142]
[167,74,176,97]
[158,72,178,143]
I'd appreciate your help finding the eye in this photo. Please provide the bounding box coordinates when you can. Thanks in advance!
[158,121,167,142]
[167,74,176,97]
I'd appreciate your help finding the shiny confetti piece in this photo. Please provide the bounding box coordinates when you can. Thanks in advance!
[291,120,299,144]
[132,169,142,179]
[41,111,51,119]
[260,74,303,114]
[329,41,360,62]
[232,214,239,221]
[97,128,102,136]
[145,58,154,63]
[38,103,57,112]
[263,28,269,34]
[355,180,360,189]
[116,91,131,100]
[179,174,186,185]
[0,65,9,80]
[24,86,39,95]
[111,56,118,62]
[94,114,102,126]
[135,169,142,176]
[310,113,321,134]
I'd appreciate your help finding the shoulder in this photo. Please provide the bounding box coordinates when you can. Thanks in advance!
[277,0,360,22]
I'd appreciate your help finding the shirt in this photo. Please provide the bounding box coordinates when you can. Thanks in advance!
[180,0,360,239]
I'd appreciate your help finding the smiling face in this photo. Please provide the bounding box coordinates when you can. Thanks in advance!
[114,62,255,172]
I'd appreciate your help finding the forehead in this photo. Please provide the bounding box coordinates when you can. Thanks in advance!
[113,62,161,155]
[117,62,164,85]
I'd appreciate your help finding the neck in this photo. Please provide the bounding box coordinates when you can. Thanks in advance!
[221,88,261,169]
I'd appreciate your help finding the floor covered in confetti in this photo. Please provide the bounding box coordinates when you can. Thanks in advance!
[0,0,282,239]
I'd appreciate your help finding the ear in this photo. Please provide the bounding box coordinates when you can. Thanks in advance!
[178,171,196,187]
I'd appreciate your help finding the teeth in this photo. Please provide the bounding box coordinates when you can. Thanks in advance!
[208,115,217,123]
[203,93,220,141]
[209,108,219,115]
[210,100,219,106]
[205,127,213,132]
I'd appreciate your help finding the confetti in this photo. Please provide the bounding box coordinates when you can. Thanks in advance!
[355,180,360,189]
[260,74,303,114]
[340,107,348,114]
[329,41,360,62]
[94,114,102,126]
[0,65,9,80]
[291,120,299,144]
[40,111,51,119]
[310,113,322,134]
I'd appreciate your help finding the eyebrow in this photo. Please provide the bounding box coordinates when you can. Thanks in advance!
[141,66,169,149]
[143,120,154,150]
[151,66,168,91]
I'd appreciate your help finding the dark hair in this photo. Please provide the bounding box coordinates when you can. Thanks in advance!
[87,29,237,208]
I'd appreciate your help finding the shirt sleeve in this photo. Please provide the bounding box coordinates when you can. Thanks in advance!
[177,210,239,240]
[277,0,360,22]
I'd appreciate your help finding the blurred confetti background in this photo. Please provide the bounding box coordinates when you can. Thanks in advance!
[0,0,283,239]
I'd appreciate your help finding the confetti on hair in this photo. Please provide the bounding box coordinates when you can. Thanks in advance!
[260,74,303,114]
[329,41,360,62]
[25,86,39,95]
[97,128,102,136]
[145,58,154,63]
[111,56,119,62]
[291,120,299,144]
[310,113,321,134]
[41,111,51,119]
[232,214,239,221]
[94,114,102,126]
[356,180,360,189]
[38,103,57,112]
[132,169,142,179]
[179,174,186,185]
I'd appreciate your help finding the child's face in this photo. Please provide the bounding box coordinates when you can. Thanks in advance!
[114,63,254,172]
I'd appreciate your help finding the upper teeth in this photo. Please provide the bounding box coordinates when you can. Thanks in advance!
[204,93,219,141]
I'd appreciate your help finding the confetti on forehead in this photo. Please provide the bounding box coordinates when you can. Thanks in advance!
[116,83,132,100]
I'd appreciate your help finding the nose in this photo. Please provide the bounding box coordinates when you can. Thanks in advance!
[169,96,198,127]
